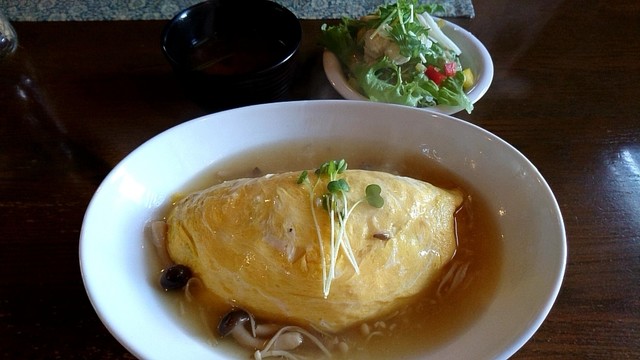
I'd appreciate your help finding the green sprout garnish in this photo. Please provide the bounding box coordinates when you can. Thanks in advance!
[298,160,384,298]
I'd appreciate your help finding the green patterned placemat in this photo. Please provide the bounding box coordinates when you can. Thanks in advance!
[2,0,474,21]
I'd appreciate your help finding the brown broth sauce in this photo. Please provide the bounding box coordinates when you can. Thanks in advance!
[153,139,502,359]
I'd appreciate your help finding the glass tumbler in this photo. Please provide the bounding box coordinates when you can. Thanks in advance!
[0,11,17,58]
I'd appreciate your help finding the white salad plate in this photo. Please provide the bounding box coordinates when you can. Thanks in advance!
[323,18,494,115]
[80,100,565,360]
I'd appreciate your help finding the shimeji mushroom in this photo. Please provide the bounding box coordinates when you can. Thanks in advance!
[218,309,304,350]
[217,308,335,360]
[218,309,266,349]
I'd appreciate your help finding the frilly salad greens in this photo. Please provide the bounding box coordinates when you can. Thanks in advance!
[320,0,475,113]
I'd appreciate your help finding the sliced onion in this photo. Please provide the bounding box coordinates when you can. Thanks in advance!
[150,220,172,267]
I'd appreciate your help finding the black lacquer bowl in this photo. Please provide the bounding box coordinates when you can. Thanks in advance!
[162,0,301,109]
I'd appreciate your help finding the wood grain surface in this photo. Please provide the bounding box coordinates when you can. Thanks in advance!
[1,0,638,358]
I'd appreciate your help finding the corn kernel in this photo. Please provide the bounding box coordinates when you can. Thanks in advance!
[462,68,475,90]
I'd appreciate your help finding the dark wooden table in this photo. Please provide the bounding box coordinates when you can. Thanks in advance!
[1,0,639,358]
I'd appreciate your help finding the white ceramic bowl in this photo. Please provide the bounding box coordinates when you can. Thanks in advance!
[80,100,565,360]
[323,18,494,115]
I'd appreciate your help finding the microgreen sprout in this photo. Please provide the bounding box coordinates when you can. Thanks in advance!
[297,160,384,298]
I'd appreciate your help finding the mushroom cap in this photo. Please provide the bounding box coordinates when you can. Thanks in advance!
[218,309,251,337]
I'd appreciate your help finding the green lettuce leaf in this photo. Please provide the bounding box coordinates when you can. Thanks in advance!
[319,0,473,113]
